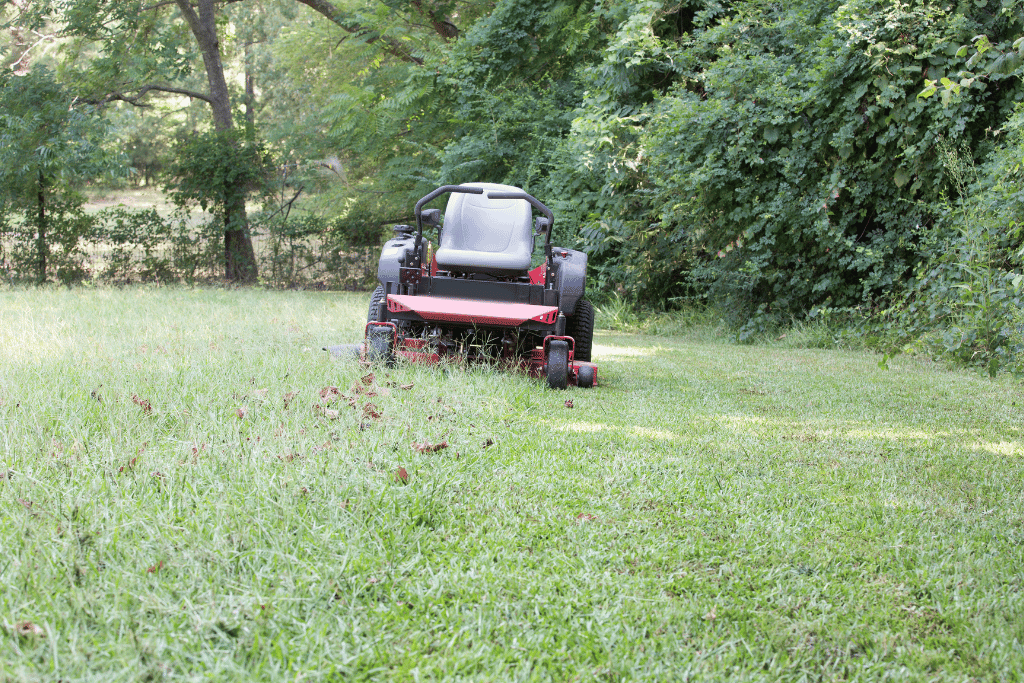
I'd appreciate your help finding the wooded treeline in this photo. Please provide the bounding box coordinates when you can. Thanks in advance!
[2,0,1023,372]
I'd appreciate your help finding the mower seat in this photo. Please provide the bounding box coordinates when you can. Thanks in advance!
[436,182,534,276]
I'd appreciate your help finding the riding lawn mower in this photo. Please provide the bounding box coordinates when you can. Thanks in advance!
[353,182,596,389]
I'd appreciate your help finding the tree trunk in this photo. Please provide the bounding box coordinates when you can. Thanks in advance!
[35,172,47,285]
[175,0,259,283]
[244,43,256,142]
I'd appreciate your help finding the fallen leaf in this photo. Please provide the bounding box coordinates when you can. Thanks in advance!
[17,498,32,509]
[151,471,165,479]
[323,408,340,420]
[412,440,449,453]
[146,561,164,574]
[236,406,248,419]
[14,621,45,637]
[564,399,574,408]
[703,606,717,621]
[319,386,341,402]
[368,576,379,584]
[298,486,309,496]
[253,388,268,399]
[131,394,152,414]
[482,438,494,449]
[400,383,414,390]
[363,403,382,420]
[90,389,102,403]
[283,391,297,409]
[576,513,597,522]
[394,467,409,483]
[361,372,375,385]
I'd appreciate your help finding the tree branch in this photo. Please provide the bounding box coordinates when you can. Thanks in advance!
[80,84,214,106]
[293,0,424,65]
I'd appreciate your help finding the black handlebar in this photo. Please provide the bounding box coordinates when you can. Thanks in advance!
[413,186,485,269]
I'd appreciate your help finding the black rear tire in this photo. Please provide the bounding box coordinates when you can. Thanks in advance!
[566,298,594,362]
[547,340,569,390]
[367,285,385,323]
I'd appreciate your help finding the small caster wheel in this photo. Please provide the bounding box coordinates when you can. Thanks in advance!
[546,340,568,390]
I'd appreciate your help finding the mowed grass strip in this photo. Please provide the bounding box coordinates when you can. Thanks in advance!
[1,287,1022,682]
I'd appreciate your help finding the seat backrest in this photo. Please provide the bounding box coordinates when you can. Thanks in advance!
[435,182,534,275]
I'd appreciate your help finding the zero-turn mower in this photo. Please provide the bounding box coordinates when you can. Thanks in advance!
[362,182,596,389]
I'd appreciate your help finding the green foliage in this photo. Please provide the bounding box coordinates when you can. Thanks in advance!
[868,123,1024,377]
[562,1,1024,333]
[165,129,273,227]
[0,66,120,283]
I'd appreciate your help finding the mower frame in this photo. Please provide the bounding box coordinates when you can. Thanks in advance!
[363,184,596,389]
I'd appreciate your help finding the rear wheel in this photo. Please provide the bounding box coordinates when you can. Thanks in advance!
[367,285,385,323]
[566,298,594,362]
[546,340,569,390]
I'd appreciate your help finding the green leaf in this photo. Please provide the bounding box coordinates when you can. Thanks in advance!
[894,169,911,188]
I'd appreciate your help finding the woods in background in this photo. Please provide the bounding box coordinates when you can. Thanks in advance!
[2,0,1023,372]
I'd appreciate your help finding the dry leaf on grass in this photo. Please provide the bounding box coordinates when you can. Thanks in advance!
[319,386,341,402]
[146,561,164,574]
[363,403,382,420]
[283,391,297,409]
[131,394,152,414]
[394,467,409,484]
[400,383,414,390]
[412,440,448,453]
[564,399,574,408]
[17,498,32,509]
[576,513,597,522]
[236,406,248,419]
[13,621,45,637]
[361,372,375,385]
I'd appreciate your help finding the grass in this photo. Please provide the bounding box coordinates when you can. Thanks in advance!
[1,286,1023,682]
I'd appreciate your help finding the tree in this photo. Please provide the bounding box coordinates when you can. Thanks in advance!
[13,0,467,283]
[0,66,113,283]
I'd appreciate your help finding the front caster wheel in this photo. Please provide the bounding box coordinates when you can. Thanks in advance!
[577,365,595,388]
[546,340,569,390]
[366,327,395,366]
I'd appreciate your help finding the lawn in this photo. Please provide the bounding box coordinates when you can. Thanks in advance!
[1,287,1022,681]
